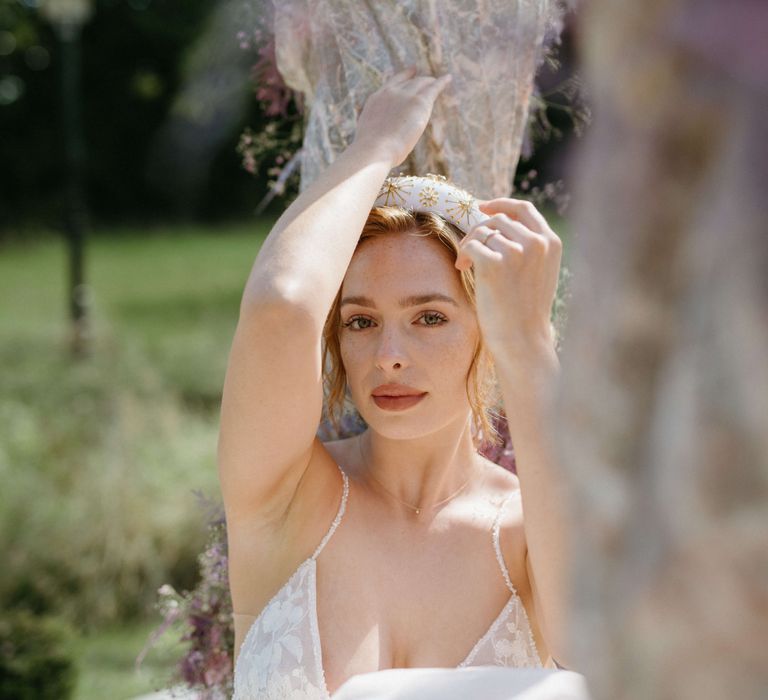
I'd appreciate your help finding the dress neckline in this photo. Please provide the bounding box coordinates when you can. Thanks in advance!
[306,556,521,698]
[235,554,521,698]
[234,463,542,697]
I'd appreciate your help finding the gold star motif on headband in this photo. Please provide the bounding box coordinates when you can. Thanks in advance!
[377,177,414,207]
[444,191,476,228]
[418,184,439,207]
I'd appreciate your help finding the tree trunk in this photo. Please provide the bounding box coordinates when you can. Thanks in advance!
[557,1,768,698]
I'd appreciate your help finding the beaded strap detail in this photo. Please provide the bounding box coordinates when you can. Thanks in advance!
[311,463,349,561]
[492,492,519,596]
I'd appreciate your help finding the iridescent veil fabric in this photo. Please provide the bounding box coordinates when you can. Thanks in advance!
[272,0,565,198]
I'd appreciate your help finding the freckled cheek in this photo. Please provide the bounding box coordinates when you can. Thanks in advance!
[440,347,473,381]
[339,337,366,377]
[440,334,479,382]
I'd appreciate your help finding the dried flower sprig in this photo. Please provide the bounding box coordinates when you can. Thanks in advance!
[137,491,233,699]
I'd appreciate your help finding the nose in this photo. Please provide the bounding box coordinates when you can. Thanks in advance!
[374,326,409,371]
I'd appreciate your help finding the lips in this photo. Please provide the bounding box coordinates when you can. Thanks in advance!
[371,383,425,397]
[372,393,427,411]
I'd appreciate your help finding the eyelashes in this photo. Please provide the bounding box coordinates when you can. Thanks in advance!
[342,311,448,331]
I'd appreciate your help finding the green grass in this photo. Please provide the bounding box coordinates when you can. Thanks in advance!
[71,618,187,700]
[0,221,272,402]
[0,220,274,697]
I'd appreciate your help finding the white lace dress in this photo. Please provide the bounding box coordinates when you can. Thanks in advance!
[231,464,543,699]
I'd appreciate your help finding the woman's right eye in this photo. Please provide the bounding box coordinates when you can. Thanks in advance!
[342,316,373,331]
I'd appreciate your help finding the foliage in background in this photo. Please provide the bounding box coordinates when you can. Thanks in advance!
[0,328,218,629]
[0,223,275,695]
[0,0,262,229]
[0,609,78,699]
[0,225,263,631]
[138,493,233,700]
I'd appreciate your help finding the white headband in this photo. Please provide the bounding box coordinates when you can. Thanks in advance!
[373,173,490,235]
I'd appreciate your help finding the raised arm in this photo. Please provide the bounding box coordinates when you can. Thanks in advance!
[218,66,453,523]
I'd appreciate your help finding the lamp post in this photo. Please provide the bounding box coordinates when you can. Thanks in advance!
[40,0,94,357]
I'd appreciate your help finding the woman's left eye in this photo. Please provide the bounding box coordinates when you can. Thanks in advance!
[419,311,448,326]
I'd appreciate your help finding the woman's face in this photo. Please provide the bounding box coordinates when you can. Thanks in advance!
[339,231,480,439]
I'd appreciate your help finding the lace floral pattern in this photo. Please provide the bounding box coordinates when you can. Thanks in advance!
[232,560,328,699]
[492,601,543,668]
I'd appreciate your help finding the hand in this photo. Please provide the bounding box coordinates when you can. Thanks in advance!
[454,198,562,356]
[352,65,453,167]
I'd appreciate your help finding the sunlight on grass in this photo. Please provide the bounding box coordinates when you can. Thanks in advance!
[72,618,184,700]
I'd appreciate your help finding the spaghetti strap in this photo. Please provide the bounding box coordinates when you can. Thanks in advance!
[310,462,349,561]
[492,491,520,596]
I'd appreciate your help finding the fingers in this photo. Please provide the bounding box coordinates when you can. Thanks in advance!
[429,73,453,95]
[480,229,527,256]
[472,216,544,249]
[479,198,554,238]
[460,214,534,249]
[456,216,544,273]
[386,65,418,84]
[454,237,503,271]
[386,66,452,91]
[404,73,452,95]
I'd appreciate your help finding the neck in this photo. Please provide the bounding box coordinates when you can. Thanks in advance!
[356,412,485,515]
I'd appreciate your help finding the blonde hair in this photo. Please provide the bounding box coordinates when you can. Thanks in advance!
[321,205,505,450]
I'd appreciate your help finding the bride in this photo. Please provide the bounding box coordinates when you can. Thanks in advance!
[218,66,571,698]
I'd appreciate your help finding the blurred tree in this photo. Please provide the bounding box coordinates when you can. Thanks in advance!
[559,1,768,698]
[39,0,94,356]
[0,0,267,232]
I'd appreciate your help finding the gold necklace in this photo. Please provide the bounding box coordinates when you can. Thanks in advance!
[358,436,473,515]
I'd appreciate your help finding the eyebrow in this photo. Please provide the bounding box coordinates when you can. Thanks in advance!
[340,293,459,309]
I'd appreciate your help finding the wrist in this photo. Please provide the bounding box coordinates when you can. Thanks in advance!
[348,134,399,170]
[490,333,560,377]
[488,322,557,360]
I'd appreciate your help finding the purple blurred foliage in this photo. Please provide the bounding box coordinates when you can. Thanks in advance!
[251,33,303,118]
[137,490,233,699]
[478,411,519,474]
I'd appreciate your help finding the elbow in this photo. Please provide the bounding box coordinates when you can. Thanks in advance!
[239,285,324,334]
[240,277,310,315]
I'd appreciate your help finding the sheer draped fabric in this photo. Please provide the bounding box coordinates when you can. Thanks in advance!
[271,0,564,197]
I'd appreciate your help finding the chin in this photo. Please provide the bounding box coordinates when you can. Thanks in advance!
[354,407,442,442]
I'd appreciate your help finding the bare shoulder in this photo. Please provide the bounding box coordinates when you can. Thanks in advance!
[477,453,521,502]
[477,457,526,566]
